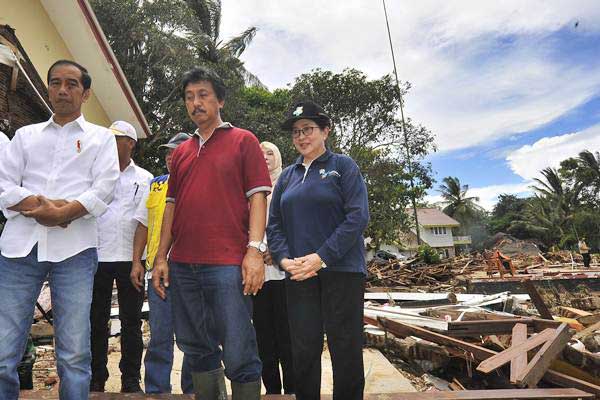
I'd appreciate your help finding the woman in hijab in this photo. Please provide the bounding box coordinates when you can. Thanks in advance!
[252,141,294,395]
[267,101,369,400]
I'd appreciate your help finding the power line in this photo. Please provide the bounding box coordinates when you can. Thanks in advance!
[382,0,421,245]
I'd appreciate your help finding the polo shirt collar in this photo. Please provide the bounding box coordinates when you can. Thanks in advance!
[294,148,333,166]
[193,122,233,138]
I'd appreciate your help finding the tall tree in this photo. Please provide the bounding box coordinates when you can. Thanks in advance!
[438,176,483,233]
[90,0,261,175]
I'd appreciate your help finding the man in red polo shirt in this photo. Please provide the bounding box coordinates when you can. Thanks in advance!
[153,67,270,400]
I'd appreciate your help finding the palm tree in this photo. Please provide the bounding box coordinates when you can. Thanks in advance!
[578,150,600,179]
[437,176,483,233]
[516,167,582,247]
[184,0,264,87]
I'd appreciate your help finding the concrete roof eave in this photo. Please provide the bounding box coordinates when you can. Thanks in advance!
[40,0,151,138]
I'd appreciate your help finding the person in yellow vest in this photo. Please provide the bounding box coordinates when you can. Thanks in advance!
[130,132,192,394]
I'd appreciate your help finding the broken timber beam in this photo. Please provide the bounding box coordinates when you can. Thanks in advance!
[446,318,561,337]
[377,317,600,396]
[476,329,555,374]
[522,279,554,320]
[515,323,574,388]
[510,323,528,383]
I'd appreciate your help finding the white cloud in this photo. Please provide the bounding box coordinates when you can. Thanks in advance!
[507,123,600,180]
[426,181,532,211]
[219,1,600,152]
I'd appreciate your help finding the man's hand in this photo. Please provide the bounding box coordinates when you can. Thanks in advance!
[21,196,67,227]
[8,195,41,212]
[152,256,169,300]
[130,260,145,292]
[288,253,323,281]
[262,249,273,265]
[242,248,264,295]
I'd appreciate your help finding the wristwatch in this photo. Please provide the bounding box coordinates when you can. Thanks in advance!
[247,240,268,254]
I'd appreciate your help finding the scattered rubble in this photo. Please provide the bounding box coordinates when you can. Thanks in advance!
[364,243,600,398]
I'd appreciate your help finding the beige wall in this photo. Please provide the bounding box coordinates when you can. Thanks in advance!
[0,0,110,127]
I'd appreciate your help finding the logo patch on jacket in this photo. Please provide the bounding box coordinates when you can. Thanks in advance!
[319,169,341,179]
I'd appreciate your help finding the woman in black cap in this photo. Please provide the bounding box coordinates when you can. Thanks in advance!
[267,101,369,400]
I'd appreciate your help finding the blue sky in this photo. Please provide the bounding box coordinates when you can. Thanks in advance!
[220,1,600,209]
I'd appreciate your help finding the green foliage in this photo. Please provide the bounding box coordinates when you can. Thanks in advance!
[418,244,440,264]
[489,194,529,237]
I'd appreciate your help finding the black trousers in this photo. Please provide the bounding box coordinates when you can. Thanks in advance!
[286,271,365,400]
[90,261,144,383]
[583,253,591,268]
[252,279,294,394]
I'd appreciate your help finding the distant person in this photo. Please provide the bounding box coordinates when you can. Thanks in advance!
[90,121,153,393]
[253,141,294,395]
[130,132,193,394]
[152,67,270,399]
[579,238,591,268]
[0,59,119,399]
[267,101,370,400]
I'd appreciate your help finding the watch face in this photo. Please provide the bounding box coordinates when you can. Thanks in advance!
[259,242,268,252]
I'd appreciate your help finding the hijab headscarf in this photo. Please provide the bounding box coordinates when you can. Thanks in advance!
[261,141,282,186]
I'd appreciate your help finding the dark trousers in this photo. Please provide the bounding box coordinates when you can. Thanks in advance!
[583,253,591,268]
[90,261,144,383]
[252,279,294,394]
[286,272,365,400]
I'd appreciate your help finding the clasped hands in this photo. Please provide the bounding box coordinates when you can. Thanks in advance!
[19,195,71,227]
[281,253,324,281]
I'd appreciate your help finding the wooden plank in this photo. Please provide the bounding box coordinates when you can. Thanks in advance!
[377,317,600,396]
[516,323,574,388]
[510,323,528,383]
[476,329,555,374]
[447,318,561,336]
[379,317,497,361]
[522,279,554,320]
[543,369,600,397]
[559,306,593,319]
[574,320,600,341]
[578,313,600,327]
[18,388,596,399]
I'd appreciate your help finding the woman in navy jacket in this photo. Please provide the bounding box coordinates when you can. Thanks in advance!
[267,101,369,400]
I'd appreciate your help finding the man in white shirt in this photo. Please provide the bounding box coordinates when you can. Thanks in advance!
[0,59,119,400]
[90,120,153,393]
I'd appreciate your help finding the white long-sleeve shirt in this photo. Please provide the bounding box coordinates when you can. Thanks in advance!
[97,161,152,262]
[0,115,119,262]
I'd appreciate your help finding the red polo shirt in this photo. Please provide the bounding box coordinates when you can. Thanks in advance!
[166,124,271,265]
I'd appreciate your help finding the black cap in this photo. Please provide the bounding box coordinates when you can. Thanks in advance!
[281,101,331,131]
[159,132,191,149]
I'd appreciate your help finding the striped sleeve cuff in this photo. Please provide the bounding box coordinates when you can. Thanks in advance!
[246,186,271,198]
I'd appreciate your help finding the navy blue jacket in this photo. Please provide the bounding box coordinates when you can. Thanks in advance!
[267,150,369,275]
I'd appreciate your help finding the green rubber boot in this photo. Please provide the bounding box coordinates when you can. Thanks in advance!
[191,368,227,400]
[231,379,261,400]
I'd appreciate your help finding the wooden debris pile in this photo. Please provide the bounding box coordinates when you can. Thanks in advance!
[363,288,600,398]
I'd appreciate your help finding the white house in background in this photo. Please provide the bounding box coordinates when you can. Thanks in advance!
[402,208,472,259]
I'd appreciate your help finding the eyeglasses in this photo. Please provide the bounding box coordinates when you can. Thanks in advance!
[291,125,320,139]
